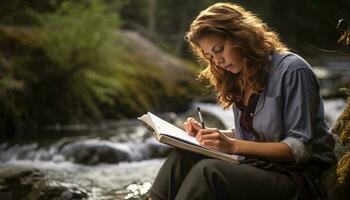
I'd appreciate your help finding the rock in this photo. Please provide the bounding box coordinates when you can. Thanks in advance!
[320,97,350,200]
[60,139,132,165]
[335,152,350,199]
[0,168,43,200]
[146,138,173,158]
[119,30,197,86]
[0,168,88,200]
[30,180,88,200]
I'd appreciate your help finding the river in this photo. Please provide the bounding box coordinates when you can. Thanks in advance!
[0,99,346,199]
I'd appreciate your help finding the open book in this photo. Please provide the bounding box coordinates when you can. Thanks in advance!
[138,112,239,163]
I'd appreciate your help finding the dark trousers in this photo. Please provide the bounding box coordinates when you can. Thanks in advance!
[150,149,299,200]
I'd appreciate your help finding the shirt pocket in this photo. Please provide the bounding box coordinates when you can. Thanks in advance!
[253,95,284,141]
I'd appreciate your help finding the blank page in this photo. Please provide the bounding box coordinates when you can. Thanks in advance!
[148,112,199,145]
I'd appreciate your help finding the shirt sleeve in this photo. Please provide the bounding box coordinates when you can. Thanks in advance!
[280,67,319,164]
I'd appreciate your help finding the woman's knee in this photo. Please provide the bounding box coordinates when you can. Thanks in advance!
[187,159,249,184]
[165,149,188,164]
[175,159,228,199]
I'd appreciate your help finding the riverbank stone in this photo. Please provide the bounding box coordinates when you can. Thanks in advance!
[60,140,132,165]
[0,167,88,200]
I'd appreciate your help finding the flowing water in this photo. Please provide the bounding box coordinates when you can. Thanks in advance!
[0,99,346,199]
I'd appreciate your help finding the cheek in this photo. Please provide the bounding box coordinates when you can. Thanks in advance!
[226,49,241,63]
[234,49,244,62]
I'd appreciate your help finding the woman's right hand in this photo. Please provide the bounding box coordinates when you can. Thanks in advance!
[183,117,203,137]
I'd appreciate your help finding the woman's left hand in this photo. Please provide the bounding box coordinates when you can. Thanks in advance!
[196,128,236,154]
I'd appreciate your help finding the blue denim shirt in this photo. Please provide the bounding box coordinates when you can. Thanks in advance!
[233,52,337,165]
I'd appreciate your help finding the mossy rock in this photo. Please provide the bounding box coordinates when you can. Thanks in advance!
[321,96,350,200]
[0,167,88,200]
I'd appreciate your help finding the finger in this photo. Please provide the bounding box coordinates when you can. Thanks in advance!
[185,118,195,130]
[183,121,190,132]
[197,132,221,142]
[186,117,196,123]
[201,139,219,146]
[189,118,201,135]
[196,128,218,137]
[184,121,195,137]
[198,128,218,134]
[186,117,200,127]
[200,139,221,150]
[196,129,213,141]
[196,128,228,142]
[189,119,202,130]
[201,128,231,141]
[185,118,199,136]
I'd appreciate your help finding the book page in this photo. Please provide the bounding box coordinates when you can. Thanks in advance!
[148,112,199,145]
[139,112,239,162]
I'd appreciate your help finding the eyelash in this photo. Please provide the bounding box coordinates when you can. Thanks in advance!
[214,46,224,53]
[206,46,224,60]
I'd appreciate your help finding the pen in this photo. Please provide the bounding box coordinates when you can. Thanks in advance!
[197,107,206,129]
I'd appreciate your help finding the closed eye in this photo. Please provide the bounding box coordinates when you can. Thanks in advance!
[213,45,224,54]
[203,44,224,61]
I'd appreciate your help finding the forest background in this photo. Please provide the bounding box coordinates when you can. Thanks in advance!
[1,0,349,138]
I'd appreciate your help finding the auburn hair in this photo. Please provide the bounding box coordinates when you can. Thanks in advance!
[185,2,288,108]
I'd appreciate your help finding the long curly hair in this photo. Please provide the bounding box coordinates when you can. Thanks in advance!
[185,2,288,108]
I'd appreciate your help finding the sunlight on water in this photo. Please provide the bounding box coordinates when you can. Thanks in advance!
[0,159,164,199]
[123,182,152,199]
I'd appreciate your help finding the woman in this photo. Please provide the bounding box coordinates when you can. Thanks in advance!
[149,2,337,200]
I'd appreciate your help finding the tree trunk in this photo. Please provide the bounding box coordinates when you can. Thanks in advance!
[148,0,156,33]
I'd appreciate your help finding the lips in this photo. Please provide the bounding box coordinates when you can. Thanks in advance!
[224,64,233,70]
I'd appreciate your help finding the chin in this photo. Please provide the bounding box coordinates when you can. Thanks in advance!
[232,65,244,74]
[227,67,240,74]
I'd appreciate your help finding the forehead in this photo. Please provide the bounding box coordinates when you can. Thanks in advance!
[198,35,225,53]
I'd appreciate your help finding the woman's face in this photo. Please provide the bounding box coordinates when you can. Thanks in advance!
[198,35,244,74]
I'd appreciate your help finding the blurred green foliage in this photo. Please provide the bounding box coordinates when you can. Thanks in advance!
[0,0,125,135]
[0,0,201,136]
[31,0,123,117]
